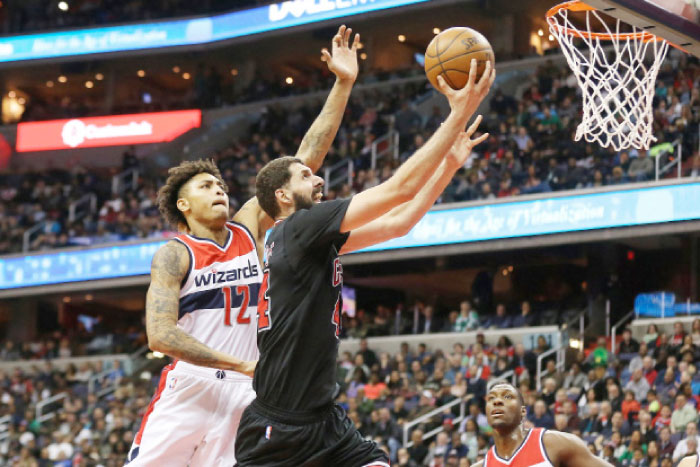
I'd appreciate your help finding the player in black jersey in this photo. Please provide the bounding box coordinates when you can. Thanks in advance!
[234,58,495,466]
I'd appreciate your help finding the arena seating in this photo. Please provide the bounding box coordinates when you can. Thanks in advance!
[3,52,699,255]
[3,314,699,466]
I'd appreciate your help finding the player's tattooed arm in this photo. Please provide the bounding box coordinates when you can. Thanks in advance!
[340,118,488,254]
[146,240,256,376]
[295,24,359,173]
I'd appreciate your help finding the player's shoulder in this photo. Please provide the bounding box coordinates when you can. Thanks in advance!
[542,429,587,464]
[151,239,190,277]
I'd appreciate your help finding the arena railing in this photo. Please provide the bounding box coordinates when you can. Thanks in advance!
[535,344,566,392]
[68,193,97,224]
[35,392,68,423]
[22,220,46,252]
[402,396,466,448]
[323,159,354,195]
[371,130,399,171]
[654,138,683,181]
[112,168,139,196]
[610,310,635,355]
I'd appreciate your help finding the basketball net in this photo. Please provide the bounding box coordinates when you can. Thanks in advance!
[547,1,671,150]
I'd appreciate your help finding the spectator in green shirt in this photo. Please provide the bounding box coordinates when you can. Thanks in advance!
[454,300,479,332]
[671,393,699,433]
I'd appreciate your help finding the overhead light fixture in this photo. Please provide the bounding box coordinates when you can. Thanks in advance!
[85,81,94,89]
[58,75,67,83]
[230,68,238,76]
[172,66,181,73]
[8,91,15,98]
[538,29,544,36]
[182,72,191,80]
[17,97,25,105]
[433,28,441,34]
[137,70,145,78]
[95,73,104,81]
[398,34,406,42]
[285,76,293,84]
[58,1,68,11]
[360,53,367,60]
[46,81,54,88]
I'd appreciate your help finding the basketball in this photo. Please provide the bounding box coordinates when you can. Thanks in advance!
[424,27,494,91]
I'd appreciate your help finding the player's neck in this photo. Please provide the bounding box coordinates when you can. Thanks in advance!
[493,425,527,460]
[186,219,229,246]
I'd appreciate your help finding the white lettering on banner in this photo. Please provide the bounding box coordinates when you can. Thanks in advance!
[411,201,607,242]
[61,119,153,148]
[268,0,374,22]
[0,43,14,56]
[31,29,168,54]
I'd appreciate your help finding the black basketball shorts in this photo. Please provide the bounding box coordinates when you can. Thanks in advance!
[234,399,390,467]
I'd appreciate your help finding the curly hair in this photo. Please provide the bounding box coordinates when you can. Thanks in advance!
[256,156,302,219]
[157,159,227,228]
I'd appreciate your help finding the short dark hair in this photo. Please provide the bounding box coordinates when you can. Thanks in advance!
[488,382,525,406]
[157,159,226,228]
[256,156,302,219]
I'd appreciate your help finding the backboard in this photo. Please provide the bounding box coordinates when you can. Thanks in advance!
[583,0,700,55]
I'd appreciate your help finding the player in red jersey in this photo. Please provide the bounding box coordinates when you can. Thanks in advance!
[478,383,613,467]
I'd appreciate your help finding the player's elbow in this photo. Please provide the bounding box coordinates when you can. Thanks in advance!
[147,330,167,353]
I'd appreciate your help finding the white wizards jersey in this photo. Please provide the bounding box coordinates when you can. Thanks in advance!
[173,222,261,363]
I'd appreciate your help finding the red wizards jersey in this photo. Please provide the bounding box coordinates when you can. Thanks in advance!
[484,428,554,467]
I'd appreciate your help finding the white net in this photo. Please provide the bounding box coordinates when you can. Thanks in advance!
[547,2,670,150]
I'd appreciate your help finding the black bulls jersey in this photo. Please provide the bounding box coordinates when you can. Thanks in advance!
[253,199,351,413]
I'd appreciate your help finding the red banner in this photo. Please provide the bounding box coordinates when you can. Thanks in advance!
[16,110,201,152]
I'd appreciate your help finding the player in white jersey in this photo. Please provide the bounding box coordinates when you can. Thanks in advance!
[126,25,360,466]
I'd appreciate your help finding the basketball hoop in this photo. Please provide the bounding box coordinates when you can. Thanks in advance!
[546,0,675,150]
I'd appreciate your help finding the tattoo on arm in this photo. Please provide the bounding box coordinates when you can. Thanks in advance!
[146,241,228,369]
[296,81,353,172]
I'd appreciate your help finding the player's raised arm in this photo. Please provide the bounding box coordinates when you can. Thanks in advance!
[233,25,359,259]
[295,24,359,172]
[340,116,488,254]
[544,431,615,467]
[145,240,256,376]
[339,59,494,234]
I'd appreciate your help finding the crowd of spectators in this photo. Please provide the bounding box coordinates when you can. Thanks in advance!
[2,50,699,254]
[4,317,700,466]
[0,1,272,35]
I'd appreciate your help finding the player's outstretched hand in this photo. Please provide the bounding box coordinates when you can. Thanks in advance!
[446,115,489,167]
[240,360,257,378]
[436,59,495,122]
[321,25,359,83]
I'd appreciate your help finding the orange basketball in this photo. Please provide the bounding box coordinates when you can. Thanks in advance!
[424,27,495,92]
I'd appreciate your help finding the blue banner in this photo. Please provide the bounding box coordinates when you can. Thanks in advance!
[2,183,700,290]
[0,0,430,63]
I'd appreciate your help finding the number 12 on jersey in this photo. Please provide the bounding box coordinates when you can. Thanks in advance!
[222,285,251,326]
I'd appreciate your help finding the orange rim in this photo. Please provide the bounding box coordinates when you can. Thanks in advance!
[546,0,665,43]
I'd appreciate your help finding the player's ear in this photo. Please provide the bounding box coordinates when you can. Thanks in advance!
[275,187,291,206]
[176,197,189,213]
[521,405,527,421]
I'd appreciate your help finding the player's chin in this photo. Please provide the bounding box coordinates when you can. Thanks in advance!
[313,193,323,203]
